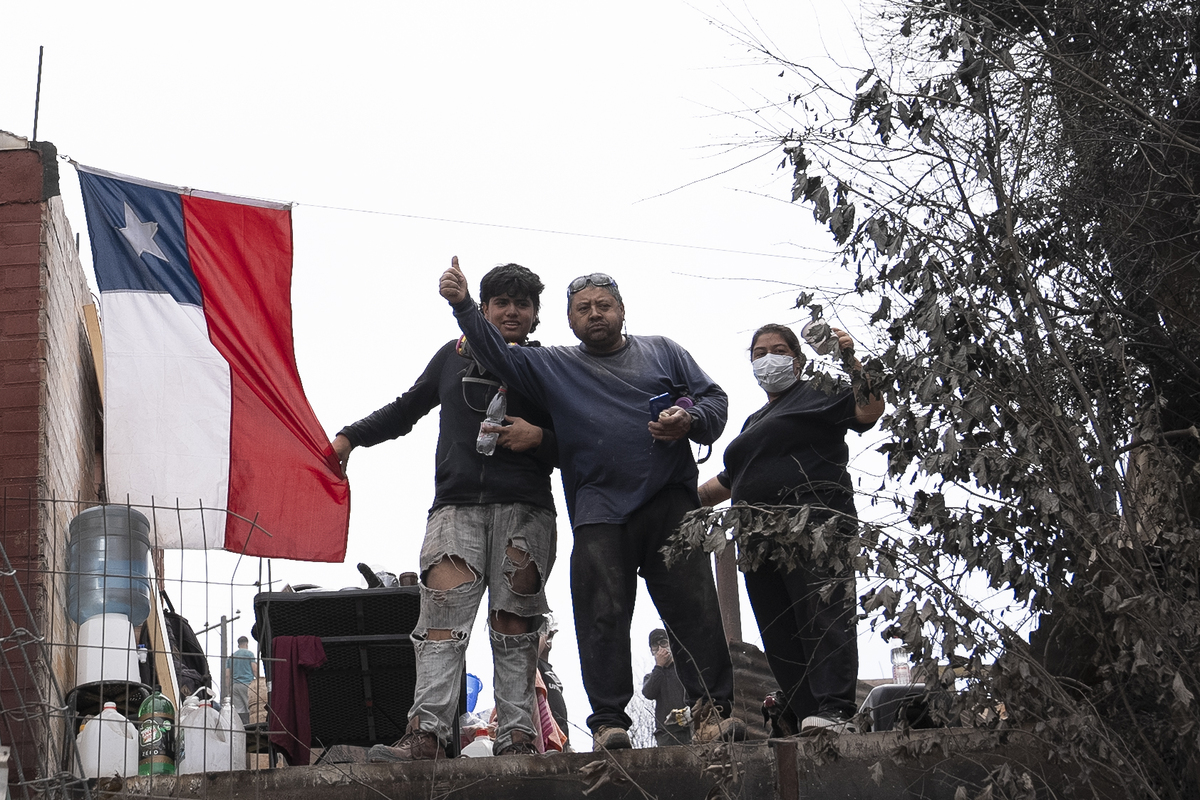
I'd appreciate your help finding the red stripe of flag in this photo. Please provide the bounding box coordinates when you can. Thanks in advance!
[183,194,349,562]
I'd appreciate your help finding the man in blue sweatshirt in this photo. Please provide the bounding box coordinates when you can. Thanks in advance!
[440,257,744,750]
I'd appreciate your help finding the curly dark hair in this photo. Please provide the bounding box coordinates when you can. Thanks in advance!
[749,323,802,357]
[480,263,544,332]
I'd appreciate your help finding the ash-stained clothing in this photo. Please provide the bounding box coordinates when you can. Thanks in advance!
[337,338,556,512]
[337,338,558,753]
[409,503,556,750]
[451,298,726,527]
[450,296,734,735]
[715,379,872,513]
[716,379,876,723]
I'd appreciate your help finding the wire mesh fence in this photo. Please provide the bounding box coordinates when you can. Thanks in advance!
[0,491,283,799]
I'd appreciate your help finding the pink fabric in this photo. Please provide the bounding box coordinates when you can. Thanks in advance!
[267,635,327,765]
[535,670,566,753]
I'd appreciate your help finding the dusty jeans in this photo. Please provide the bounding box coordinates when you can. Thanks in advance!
[572,486,734,733]
[409,503,556,752]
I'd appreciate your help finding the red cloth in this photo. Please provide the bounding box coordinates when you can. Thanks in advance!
[268,635,327,765]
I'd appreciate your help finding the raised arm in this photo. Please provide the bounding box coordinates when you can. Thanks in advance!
[439,257,548,405]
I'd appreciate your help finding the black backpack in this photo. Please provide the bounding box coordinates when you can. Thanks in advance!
[138,591,213,697]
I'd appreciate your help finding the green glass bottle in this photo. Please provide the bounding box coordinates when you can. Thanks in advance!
[137,685,176,775]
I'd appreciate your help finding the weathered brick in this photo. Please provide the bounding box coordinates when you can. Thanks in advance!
[0,454,39,480]
[1,361,39,385]
[1,431,37,456]
[0,337,38,362]
[0,203,40,226]
[0,220,40,247]
[0,384,39,409]
[0,285,40,313]
[0,408,38,433]
[1,311,39,336]
[0,495,36,524]
[0,150,44,204]
[0,242,39,267]
[0,263,41,290]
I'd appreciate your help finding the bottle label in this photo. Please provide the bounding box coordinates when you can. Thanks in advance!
[138,714,176,774]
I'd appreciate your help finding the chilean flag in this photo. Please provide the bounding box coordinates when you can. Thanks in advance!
[78,165,349,562]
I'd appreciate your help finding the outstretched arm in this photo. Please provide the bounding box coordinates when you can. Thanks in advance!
[829,327,885,425]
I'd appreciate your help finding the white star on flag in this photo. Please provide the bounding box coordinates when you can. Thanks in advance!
[117,201,168,261]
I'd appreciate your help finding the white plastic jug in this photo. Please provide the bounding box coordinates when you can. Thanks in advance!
[218,697,246,770]
[177,697,229,773]
[75,702,138,778]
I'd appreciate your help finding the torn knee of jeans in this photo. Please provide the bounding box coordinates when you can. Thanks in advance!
[489,609,535,630]
[413,626,469,643]
[422,553,479,586]
[422,554,482,603]
[503,544,542,596]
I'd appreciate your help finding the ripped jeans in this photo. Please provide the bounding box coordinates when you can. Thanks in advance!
[410,503,556,751]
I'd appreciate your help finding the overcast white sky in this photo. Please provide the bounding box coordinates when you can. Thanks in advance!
[1,1,899,747]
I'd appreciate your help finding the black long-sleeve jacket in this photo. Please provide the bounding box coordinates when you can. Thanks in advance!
[339,338,557,514]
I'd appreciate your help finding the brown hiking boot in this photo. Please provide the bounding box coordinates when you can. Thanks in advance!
[591,725,632,750]
[495,729,539,756]
[691,699,747,744]
[368,718,445,762]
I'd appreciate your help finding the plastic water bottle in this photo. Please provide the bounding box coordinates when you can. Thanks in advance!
[178,694,228,773]
[891,646,912,685]
[219,697,246,771]
[137,686,176,775]
[475,387,507,456]
[67,505,152,626]
[76,701,139,778]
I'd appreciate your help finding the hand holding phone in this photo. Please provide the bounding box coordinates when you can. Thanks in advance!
[649,392,673,421]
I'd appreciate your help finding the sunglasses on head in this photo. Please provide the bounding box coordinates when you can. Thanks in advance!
[567,273,618,297]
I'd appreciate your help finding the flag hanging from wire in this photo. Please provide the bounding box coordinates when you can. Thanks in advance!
[77,164,349,562]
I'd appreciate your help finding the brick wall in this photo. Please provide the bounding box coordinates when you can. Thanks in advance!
[0,140,100,786]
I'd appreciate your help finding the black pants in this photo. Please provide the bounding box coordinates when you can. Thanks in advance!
[743,547,858,722]
[572,486,734,732]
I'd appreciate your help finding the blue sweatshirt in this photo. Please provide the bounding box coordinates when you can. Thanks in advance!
[453,297,727,528]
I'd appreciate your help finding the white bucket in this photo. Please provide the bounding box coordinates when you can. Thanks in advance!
[75,702,138,778]
[75,614,139,687]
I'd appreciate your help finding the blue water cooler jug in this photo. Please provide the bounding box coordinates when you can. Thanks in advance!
[68,506,152,687]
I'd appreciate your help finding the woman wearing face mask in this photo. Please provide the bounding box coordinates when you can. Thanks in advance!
[697,323,884,735]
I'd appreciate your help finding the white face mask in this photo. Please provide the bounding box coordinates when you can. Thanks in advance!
[752,353,799,393]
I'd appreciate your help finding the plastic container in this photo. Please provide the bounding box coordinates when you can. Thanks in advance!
[475,387,507,455]
[460,734,494,757]
[75,613,140,686]
[465,673,482,713]
[891,646,912,685]
[219,696,246,771]
[137,686,176,775]
[68,506,152,626]
[75,701,139,778]
[178,695,230,773]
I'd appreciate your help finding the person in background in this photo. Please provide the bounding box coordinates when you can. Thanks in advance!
[641,628,692,747]
[225,635,258,726]
[336,264,558,760]
[441,258,744,751]
[698,322,884,734]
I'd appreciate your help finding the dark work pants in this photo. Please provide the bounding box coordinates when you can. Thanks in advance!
[743,549,858,722]
[572,486,734,733]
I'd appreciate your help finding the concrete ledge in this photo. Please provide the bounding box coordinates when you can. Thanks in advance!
[112,729,1122,799]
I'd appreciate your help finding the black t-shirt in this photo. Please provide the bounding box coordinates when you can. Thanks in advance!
[718,380,873,514]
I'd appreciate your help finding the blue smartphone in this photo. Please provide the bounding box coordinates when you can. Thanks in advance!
[649,392,673,421]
